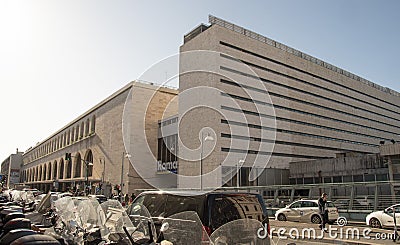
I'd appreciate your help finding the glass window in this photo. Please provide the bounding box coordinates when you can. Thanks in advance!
[353,175,363,182]
[164,195,204,218]
[290,202,301,208]
[394,174,400,181]
[327,202,335,208]
[303,201,318,208]
[376,174,388,181]
[133,195,145,205]
[304,177,313,184]
[333,176,342,183]
[364,174,375,182]
[343,176,352,183]
[385,206,400,214]
[142,194,167,217]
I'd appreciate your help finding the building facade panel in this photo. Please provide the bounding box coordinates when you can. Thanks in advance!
[215,24,400,111]
[178,16,400,188]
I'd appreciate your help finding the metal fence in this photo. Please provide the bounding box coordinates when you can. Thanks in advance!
[136,181,400,219]
[212,181,399,212]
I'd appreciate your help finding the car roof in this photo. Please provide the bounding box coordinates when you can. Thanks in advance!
[293,199,333,203]
[138,190,260,197]
[88,195,106,198]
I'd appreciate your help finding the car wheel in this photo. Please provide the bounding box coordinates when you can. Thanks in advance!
[277,214,287,221]
[311,214,322,224]
[369,218,382,228]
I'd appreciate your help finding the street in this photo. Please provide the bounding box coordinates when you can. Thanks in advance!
[270,219,400,245]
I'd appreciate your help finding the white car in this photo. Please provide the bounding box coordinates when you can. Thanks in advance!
[366,204,400,228]
[275,199,339,224]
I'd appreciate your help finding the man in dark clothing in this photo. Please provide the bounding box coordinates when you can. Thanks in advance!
[318,193,329,231]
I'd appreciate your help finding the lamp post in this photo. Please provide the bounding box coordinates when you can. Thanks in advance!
[84,160,93,196]
[100,157,105,195]
[200,132,214,190]
[237,159,244,188]
[120,152,131,202]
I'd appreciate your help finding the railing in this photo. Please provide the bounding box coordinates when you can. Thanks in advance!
[136,180,400,220]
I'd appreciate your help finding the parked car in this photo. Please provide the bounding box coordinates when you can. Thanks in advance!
[88,194,107,204]
[22,188,42,197]
[126,191,269,236]
[58,192,73,199]
[275,199,339,224]
[366,204,400,228]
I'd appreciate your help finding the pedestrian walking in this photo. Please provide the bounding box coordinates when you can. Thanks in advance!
[124,193,129,204]
[318,193,329,231]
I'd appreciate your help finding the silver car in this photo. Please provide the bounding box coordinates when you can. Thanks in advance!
[275,199,339,224]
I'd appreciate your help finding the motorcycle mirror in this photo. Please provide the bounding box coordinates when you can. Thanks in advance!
[160,222,169,233]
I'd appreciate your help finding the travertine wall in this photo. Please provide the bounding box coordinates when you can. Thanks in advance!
[21,81,178,194]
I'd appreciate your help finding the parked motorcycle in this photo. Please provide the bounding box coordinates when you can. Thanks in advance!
[0,194,60,245]
[123,203,157,245]
[101,199,138,244]
[160,211,210,245]
[45,196,106,245]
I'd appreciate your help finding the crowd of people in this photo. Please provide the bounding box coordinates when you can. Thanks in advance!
[65,186,137,206]
[109,192,136,206]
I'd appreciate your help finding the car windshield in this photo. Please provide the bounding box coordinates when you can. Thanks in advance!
[130,193,204,219]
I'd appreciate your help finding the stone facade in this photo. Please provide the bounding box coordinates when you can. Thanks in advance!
[20,81,178,195]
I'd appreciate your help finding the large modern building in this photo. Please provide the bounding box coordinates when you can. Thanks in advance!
[19,81,178,195]
[177,15,400,189]
[10,16,400,193]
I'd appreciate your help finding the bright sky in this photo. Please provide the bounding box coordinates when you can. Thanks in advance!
[1,0,399,162]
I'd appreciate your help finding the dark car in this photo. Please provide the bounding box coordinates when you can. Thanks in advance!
[126,191,269,236]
